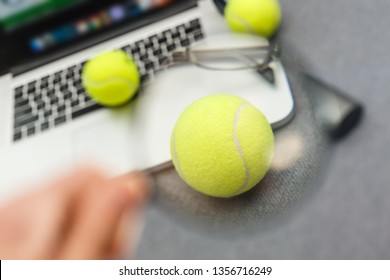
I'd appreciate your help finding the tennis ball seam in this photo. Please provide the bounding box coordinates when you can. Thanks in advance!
[226,10,257,34]
[231,102,251,196]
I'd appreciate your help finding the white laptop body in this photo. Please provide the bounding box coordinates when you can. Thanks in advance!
[0,0,294,204]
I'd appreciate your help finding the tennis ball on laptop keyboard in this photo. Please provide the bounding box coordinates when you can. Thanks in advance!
[170,94,274,198]
[82,50,140,107]
[225,0,282,38]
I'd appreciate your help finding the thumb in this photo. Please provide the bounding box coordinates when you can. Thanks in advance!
[59,171,150,259]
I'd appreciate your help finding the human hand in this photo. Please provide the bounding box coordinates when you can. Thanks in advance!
[0,167,151,260]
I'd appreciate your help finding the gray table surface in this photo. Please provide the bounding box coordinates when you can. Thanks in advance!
[135,0,390,259]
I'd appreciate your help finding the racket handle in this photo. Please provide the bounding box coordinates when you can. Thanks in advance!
[302,74,364,139]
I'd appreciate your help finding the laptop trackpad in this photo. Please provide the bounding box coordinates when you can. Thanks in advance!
[73,117,144,177]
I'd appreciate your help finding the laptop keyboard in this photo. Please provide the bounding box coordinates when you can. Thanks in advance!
[13,18,204,142]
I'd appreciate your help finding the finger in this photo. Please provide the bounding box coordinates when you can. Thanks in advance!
[59,172,150,260]
[0,166,108,259]
[38,166,108,250]
[44,166,107,197]
[107,180,150,259]
[106,207,143,259]
[113,171,152,206]
[106,172,152,258]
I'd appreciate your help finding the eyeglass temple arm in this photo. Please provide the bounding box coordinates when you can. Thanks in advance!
[170,46,269,64]
[166,45,279,85]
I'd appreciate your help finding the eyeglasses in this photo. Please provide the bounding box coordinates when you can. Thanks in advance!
[162,33,281,84]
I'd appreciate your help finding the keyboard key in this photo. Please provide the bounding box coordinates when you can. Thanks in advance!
[194,31,204,41]
[149,35,158,42]
[47,89,55,97]
[71,100,79,107]
[190,19,200,25]
[15,98,29,107]
[14,107,32,118]
[162,30,171,37]
[141,73,150,83]
[167,44,176,51]
[144,41,153,49]
[144,61,154,70]
[33,93,42,102]
[27,87,36,94]
[27,126,35,136]
[57,104,66,113]
[181,39,190,47]
[50,97,59,105]
[41,122,49,131]
[171,32,180,39]
[153,49,163,56]
[59,84,68,91]
[84,94,92,102]
[76,67,83,75]
[41,76,50,82]
[44,108,52,117]
[73,79,82,87]
[54,115,66,126]
[67,65,77,73]
[63,90,72,99]
[159,56,169,66]
[36,101,45,110]
[66,72,74,79]
[40,81,49,89]
[135,40,144,47]
[13,132,22,141]
[185,25,198,33]
[53,76,61,84]
[139,53,148,61]
[72,103,102,119]
[158,36,167,44]
[15,86,23,95]
[14,91,23,100]
[77,87,85,95]
[131,46,140,55]
[14,115,38,128]
[28,81,36,88]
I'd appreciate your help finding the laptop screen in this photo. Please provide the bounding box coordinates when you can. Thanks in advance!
[0,0,195,74]
[0,0,87,31]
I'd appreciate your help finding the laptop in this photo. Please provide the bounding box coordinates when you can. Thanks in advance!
[0,0,294,203]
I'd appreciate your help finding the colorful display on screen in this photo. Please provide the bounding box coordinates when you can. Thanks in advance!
[18,0,172,53]
[0,0,87,30]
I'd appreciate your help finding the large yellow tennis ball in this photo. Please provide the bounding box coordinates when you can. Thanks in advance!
[171,94,274,198]
[225,0,282,38]
[82,50,140,107]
